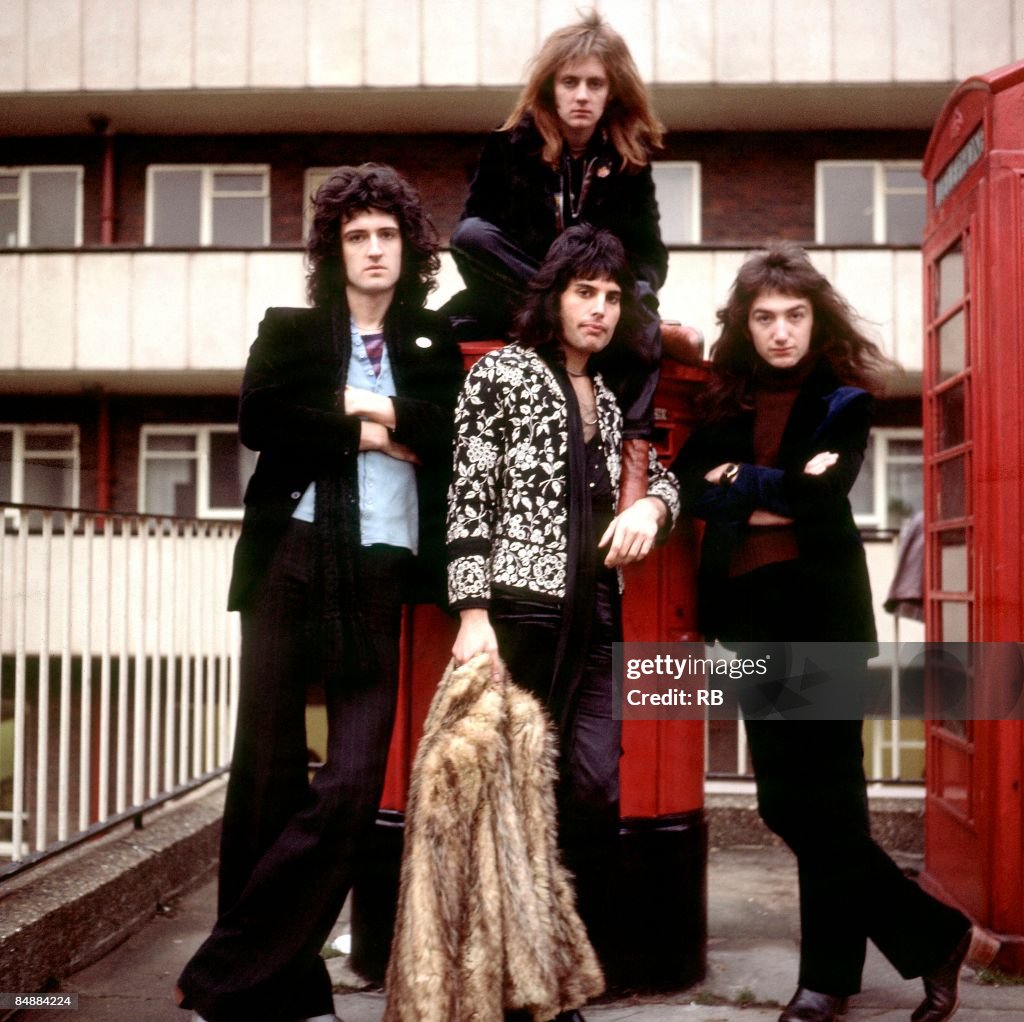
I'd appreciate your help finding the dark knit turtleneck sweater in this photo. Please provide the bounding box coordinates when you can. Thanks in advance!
[728,358,816,578]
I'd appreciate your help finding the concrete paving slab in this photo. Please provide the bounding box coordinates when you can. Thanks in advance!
[13,846,1024,1022]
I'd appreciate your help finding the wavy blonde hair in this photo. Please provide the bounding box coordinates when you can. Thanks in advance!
[501,10,663,171]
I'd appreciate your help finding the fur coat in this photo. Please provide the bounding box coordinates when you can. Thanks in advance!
[383,654,604,1022]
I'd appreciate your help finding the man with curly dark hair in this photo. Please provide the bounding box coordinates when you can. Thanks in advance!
[175,164,464,1022]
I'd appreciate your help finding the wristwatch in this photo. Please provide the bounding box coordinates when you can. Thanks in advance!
[720,463,740,488]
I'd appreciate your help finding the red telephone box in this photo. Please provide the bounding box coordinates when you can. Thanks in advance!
[351,346,709,991]
[921,60,1024,971]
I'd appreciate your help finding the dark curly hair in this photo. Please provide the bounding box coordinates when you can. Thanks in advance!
[701,242,895,419]
[512,225,637,357]
[305,163,440,309]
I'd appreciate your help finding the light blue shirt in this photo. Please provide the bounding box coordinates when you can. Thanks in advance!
[292,320,419,553]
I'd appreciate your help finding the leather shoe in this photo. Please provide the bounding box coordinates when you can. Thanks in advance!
[779,987,848,1022]
[912,925,1000,1022]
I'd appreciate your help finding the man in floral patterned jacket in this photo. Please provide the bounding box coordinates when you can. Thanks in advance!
[447,226,679,1022]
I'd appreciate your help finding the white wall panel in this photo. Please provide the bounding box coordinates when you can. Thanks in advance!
[654,0,713,83]
[834,249,895,357]
[83,0,138,90]
[365,0,420,85]
[137,0,193,89]
[953,0,1013,80]
[538,0,581,41]
[244,253,306,351]
[0,255,20,367]
[715,0,771,83]
[307,0,363,86]
[76,254,132,369]
[26,0,81,90]
[423,0,478,85]
[251,0,307,87]
[774,0,831,83]
[602,0,655,82]
[894,0,952,82]
[835,0,892,82]
[132,254,188,368]
[188,254,247,369]
[893,249,924,372]
[20,254,75,369]
[0,0,27,91]
[479,0,536,85]
[195,0,248,88]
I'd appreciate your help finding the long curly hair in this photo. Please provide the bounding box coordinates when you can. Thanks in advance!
[701,242,895,420]
[512,225,637,358]
[502,11,663,171]
[305,163,440,309]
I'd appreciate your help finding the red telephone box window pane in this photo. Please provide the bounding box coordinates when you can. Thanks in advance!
[937,455,966,520]
[940,600,970,642]
[937,310,966,380]
[937,382,965,450]
[936,243,964,314]
[939,529,968,591]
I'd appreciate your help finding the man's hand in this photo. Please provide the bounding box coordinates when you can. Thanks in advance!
[358,421,420,464]
[704,462,734,484]
[804,451,838,475]
[343,386,396,428]
[599,496,667,568]
[452,608,502,682]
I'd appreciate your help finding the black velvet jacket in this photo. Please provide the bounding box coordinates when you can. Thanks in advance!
[670,365,878,644]
[228,303,464,612]
[460,115,668,293]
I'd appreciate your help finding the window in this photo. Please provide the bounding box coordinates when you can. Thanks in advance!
[850,428,923,530]
[816,161,925,245]
[146,166,270,247]
[303,168,334,239]
[0,425,80,510]
[0,167,83,247]
[140,426,256,519]
[651,162,701,245]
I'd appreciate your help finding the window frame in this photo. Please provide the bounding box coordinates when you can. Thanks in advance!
[650,160,702,245]
[0,165,84,248]
[144,164,271,247]
[303,167,335,241]
[853,426,923,531]
[138,424,252,520]
[0,424,81,524]
[815,160,925,246]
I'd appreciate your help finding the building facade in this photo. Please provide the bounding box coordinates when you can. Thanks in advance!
[3,0,1023,776]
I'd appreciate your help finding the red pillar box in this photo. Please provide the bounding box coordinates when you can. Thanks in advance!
[611,357,708,990]
[921,60,1024,972]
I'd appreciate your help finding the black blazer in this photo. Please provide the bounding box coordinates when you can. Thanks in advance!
[670,366,877,644]
[461,115,668,293]
[228,303,464,611]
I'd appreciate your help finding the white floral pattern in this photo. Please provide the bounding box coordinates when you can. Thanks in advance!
[446,345,680,607]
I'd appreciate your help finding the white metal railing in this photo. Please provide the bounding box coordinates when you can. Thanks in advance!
[0,504,240,874]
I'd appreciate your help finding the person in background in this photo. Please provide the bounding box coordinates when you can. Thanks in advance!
[447,225,680,1022]
[670,242,998,1022]
[443,10,700,508]
[175,164,464,1022]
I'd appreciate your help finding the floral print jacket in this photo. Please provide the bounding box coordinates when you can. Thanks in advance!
[446,344,680,609]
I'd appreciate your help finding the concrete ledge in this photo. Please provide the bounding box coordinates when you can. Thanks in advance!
[706,788,924,855]
[0,782,225,995]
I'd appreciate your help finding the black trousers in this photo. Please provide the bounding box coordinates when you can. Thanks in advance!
[491,575,623,963]
[724,562,969,996]
[178,522,408,1022]
[449,216,661,440]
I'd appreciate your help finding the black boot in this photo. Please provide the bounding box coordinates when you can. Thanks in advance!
[912,925,1000,1022]
[779,987,848,1022]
